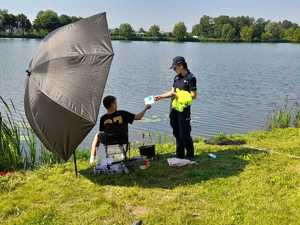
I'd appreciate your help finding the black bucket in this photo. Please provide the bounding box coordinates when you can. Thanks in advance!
[139,145,155,158]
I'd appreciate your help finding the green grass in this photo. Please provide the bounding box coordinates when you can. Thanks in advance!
[1,128,300,225]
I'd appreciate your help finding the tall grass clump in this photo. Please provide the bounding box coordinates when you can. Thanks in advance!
[267,96,300,130]
[39,145,62,165]
[268,110,292,129]
[293,102,300,128]
[0,97,23,170]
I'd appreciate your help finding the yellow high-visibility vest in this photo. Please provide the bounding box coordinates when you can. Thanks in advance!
[172,89,193,112]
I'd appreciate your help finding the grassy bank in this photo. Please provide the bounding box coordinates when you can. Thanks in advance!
[1,128,300,225]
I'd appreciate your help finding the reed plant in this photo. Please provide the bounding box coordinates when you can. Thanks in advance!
[0,97,22,170]
[267,96,300,130]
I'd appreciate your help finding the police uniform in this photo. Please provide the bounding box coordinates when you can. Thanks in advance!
[170,71,197,159]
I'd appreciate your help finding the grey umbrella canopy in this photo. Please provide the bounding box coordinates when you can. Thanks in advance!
[24,13,114,160]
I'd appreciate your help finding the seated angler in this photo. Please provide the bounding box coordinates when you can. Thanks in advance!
[90,95,151,164]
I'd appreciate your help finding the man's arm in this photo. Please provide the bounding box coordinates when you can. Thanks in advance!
[135,105,151,120]
[90,133,100,164]
[154,87,176,101]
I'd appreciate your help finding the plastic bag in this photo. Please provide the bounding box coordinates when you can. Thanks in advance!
[167,158,196,167]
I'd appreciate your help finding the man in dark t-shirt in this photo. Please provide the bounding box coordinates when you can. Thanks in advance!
[90,95,151,164]
[99,110,135,145]
[155,56,197,160]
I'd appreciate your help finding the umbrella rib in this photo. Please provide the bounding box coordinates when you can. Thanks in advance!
[30,52,114,72]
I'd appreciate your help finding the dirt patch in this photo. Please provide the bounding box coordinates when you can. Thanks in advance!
[0,171,13,176]
[126,205,149,216]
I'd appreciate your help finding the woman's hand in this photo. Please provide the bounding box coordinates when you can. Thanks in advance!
[154,95,162,101]
[155,89,176,101]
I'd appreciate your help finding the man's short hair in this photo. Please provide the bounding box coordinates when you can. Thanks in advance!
[103,95,116,109]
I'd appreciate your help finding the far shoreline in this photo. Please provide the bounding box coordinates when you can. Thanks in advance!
[0,35,297,44]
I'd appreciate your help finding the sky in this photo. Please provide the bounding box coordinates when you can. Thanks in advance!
[1,0,300,31]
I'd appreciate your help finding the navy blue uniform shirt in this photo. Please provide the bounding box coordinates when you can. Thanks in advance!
[171,71,197,112]
[173,72,197,92]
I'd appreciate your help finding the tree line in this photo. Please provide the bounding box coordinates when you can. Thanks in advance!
[0,9,299,42]
[0,9,81,38]
[191,15,300,42]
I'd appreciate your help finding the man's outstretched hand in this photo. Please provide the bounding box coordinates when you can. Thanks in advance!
[145,104,152,110]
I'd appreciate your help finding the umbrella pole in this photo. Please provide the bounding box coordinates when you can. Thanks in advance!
[73,151,78,177]
[0,113,2,153]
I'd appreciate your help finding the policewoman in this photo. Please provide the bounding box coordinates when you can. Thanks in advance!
[155,56,197,160]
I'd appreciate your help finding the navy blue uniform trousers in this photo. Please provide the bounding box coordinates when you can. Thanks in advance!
[169,108,194,158]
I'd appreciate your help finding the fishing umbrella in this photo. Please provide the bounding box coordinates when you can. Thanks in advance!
[24,13,114,163]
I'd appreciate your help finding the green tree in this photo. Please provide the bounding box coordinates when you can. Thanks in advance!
[294,28,300,42]
[165,32,173,38]
[70,16,81,23]
[231,16,254,38]
[253,18,266,41]
[4,13,17,33]
[221,24,236,41]
[59,14,72,26]
[33,10,60,32]
[284,27,300,42]
[148,24,160,37]
[214,15,232,25]
[191,24,201,36]
[281,20,293,30]
[214,15,232,38]
[16,14,31,35]
[261,32,272,41]
[240,25,254,42]
[138,27,145,33]
[119,23,134,39]
[283,27,295,41]
[198,15,214,37]
[173,22,187,41]
[111,28,119,36]
[265,22,282,40]
[0,9,8,32]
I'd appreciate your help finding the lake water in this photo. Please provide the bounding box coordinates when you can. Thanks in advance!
[1,38,300,148]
